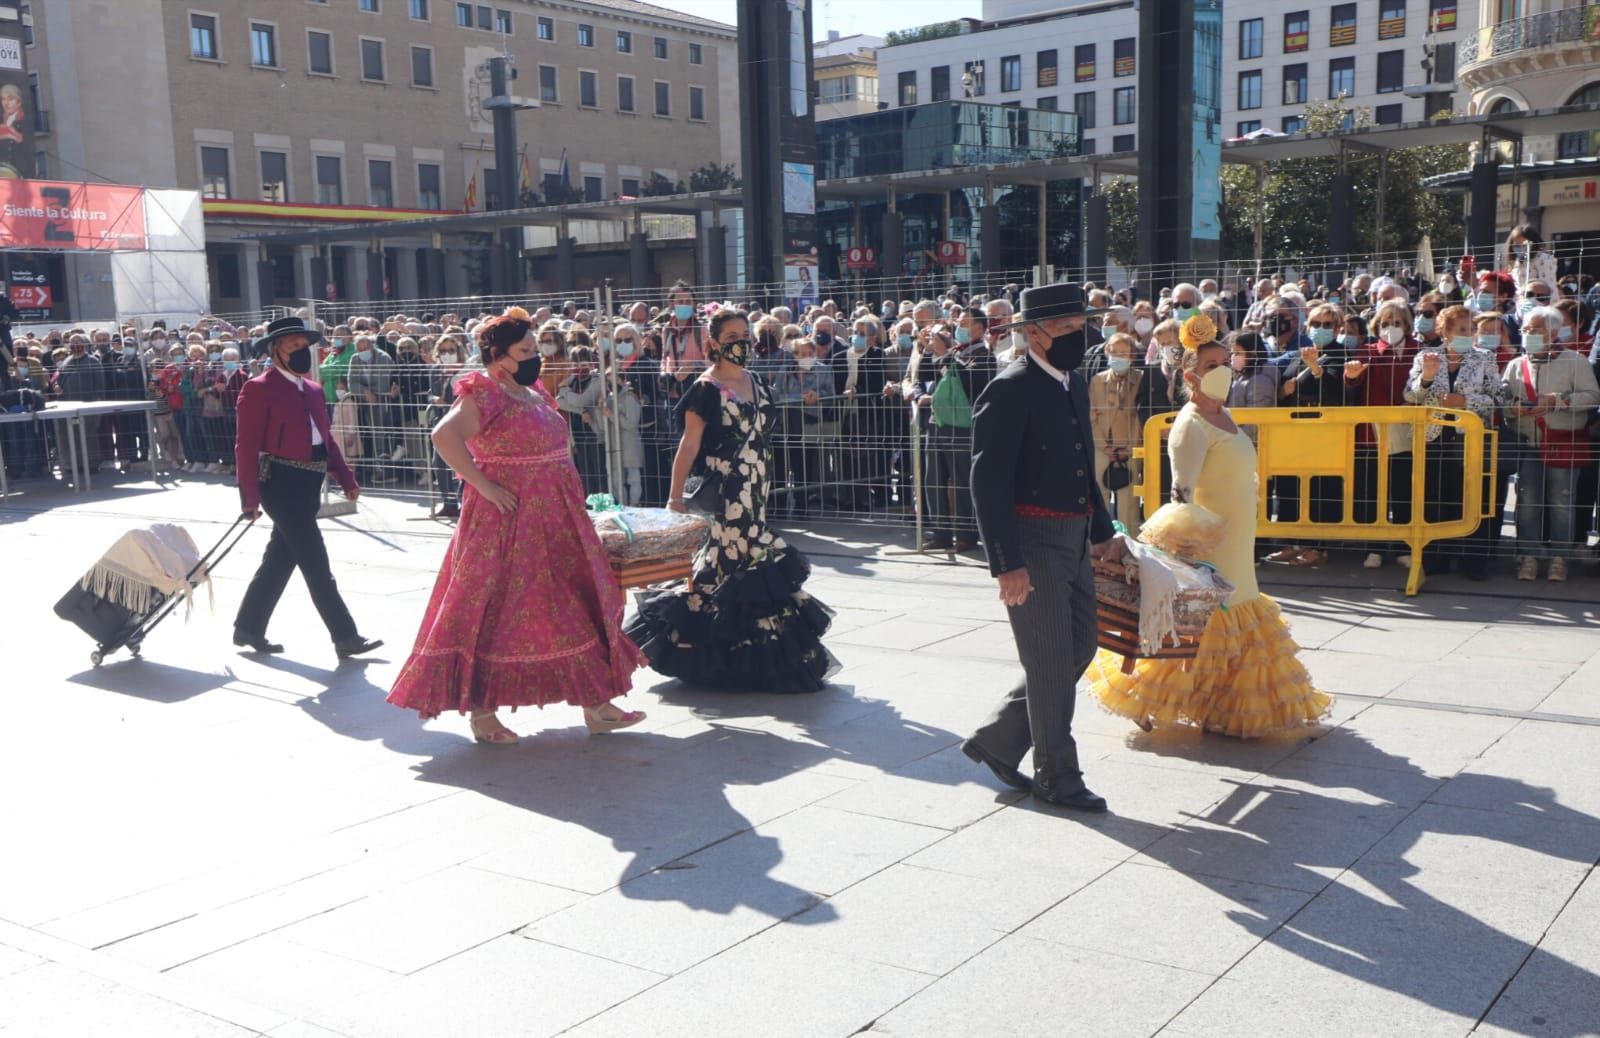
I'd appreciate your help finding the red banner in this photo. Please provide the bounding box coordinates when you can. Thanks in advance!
[933,241,968,265]
[0,179,147,250]
[9,283,51,309]
[844,246,877,271]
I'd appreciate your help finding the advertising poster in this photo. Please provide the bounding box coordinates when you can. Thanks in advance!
[0,25,34,179]
[0,179,149,250]
[1190,0,1224,243]
[784,253,817,313]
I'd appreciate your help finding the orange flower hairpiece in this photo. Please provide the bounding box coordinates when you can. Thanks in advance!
[503,306,531,321]
[1178,313,1218,351]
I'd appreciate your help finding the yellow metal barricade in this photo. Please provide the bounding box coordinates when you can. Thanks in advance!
[1135,407,1498,596]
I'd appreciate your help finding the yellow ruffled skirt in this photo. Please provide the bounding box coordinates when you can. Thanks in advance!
[1086,594,1331,738]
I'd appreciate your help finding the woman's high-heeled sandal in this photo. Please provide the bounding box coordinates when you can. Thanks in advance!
[584,706,646,734]
[470,713,519,745]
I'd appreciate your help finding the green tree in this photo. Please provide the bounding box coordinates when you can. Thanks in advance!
[689,162,740,192]
[640,172,685,197]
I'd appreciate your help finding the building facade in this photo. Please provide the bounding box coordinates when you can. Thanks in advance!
[876,0,1480,155]
[812,31,881,122]
[1459,0,1600,161]
[22,0,737,317]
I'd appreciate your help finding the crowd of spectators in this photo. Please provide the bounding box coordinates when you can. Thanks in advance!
[5,225,1599,579]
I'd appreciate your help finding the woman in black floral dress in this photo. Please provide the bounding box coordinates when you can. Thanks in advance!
[626,309,838,692]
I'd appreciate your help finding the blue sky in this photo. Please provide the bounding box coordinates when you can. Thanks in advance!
[657,0,983,39]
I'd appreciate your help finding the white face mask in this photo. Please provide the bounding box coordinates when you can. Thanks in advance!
[1133,318,1154,337]
[1198,365,1232,402]
[537,340,558,357]
[796,356,817,371]
[1379,326,1407,346]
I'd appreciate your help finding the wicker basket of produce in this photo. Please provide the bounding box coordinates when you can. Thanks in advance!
[1093,539,1233,674]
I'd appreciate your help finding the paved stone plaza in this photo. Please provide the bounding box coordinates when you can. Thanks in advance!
[2,480,1598,1037]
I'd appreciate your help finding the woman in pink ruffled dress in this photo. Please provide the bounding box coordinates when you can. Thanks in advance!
[387,312,646,744]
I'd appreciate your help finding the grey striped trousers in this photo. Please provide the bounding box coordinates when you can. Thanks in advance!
[969,515,1098,786]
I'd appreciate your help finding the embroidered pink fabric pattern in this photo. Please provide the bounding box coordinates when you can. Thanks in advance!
[387,372,644,718]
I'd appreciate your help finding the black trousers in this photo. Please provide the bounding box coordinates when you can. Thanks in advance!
[235,462,359,643]
[969,516,1096,788]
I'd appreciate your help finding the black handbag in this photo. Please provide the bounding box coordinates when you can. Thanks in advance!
[681,468,723,514]
[1103,458,1131,492]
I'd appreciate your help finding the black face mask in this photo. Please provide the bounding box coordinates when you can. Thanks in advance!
[814,331,832,348]
[1045,327,1090,371]
[285,348,313,375]
[713,339,751,367]
[511,356,543,386]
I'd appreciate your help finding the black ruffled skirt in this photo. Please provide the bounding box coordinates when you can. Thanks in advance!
[625,547,838,693]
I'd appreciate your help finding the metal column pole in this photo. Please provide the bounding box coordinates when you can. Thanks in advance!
[1036,182,1048,277]
[1253,164,1266,274]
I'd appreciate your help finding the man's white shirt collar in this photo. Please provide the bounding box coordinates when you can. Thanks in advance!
[1027,349,1072,391]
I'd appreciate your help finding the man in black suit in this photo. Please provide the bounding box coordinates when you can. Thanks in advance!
[962,283,1123,812]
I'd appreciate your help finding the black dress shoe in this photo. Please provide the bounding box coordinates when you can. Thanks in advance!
[335,636,384,658]
[961,739,1032,792]
[1032,776,1108,813]
[233,628,283,654]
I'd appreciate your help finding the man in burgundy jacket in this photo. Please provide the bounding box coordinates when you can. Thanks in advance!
[233,316,382,658]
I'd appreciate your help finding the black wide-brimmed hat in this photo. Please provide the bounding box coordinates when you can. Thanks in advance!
[995,282,1112,332]
[253,316,323,355]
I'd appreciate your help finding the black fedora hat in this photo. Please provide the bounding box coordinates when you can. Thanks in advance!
[254,316,323,355]
[995,282,1112,332]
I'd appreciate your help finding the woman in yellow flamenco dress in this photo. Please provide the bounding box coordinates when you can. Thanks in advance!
[1087,316,1332,737]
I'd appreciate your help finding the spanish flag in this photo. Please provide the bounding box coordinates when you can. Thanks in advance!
[520,149,534,197]
[464,174,478,212]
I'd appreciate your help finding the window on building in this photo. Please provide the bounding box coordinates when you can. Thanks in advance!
[190,13,218,60]
[654,36,668,60]
[539,65,558,102]
[966,61,985,96]
[583,175,602,202]
[457,4,473,28]
[1375,103,1404,125]
[1036,95,1057,110]
[621,177,640,196]
[418,163,442,209]
[689,43,703,64]
[998,55,1021,93]
[494,8,510,33]
[580,70,597,107]
[411,46,433,86]
[214,251,241,300]
[1113,37,1135,76]
[1112,133,1135,151]
[1239,18,1263,59]
[654,80,670,115]
[308,30,333,74]
[537,14,553,39]
[359,0,378,12]
[617,30,632,53]
[1377,50,1405,93]
[21,1,32,46]
[541,172,561,201]
[1113,85,1134,124]
[689,84,705,120]
[1237,120,1261,135]
[1284,11,1310,52]
[1037,49,1057,88]
[1331,4,1358,45]
[1074,90,1096,129]
[898,70,916,106]
[1283,63,1308,105]
[26,73,42,130]
[474,5,490,29]
[409,0,429,19]
[368,159,393,207]
[1379,0,1406,39]
[1424,91,1454,118]
[1074,43,1095,82]
[360,38,385,81]
[1081,137,1096,154]
[578,24,593,47]
[316,155,342,204]
[1329,56,1355,97]
[1282,114,1306,133]
[1237,70,1262,109]
[1428,0,1458,32]
[260,151,287,202]
[618,75,635,112]
[250,23,278,67]
[1432,42,1456,83]
[200,146,230,199]
[931,65,950,102]
[483,168,499,209]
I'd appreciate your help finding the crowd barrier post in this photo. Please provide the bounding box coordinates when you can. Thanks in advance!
[1136,406,1497,597]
